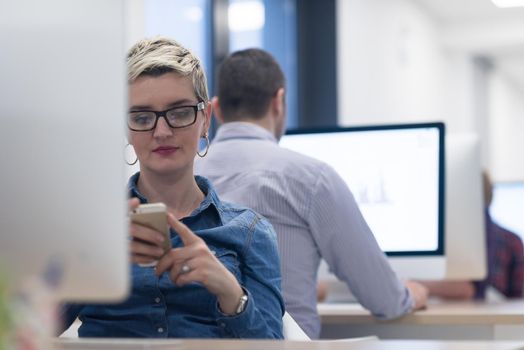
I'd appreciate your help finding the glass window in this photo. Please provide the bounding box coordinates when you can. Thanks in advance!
[144,0,212,75]
[228,0,298,128]
[490,182,524,240]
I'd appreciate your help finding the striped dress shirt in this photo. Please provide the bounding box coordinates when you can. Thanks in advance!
[195,122,413,338]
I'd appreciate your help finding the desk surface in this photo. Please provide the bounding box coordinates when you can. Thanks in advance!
[54,339,524,350]
[319,300,524,325]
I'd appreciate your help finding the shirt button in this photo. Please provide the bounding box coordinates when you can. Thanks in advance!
[211,250,216,256]
[155,297,161,303]
[157,327,164,333]
[220,323,226,328]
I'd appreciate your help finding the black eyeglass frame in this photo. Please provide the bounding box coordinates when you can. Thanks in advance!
[128,101,206,132]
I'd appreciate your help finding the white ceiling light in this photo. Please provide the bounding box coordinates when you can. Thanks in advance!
[491,0,524,8]
[228,1,265,32]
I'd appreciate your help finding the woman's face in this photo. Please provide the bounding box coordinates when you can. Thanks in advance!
[128,72,210,176]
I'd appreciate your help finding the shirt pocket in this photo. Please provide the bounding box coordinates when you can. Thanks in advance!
[209,246,241,281]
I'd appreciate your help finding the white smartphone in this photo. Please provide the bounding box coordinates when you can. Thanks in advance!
[130,203,171,266]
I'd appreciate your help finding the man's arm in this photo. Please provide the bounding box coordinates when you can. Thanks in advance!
[415,280,475,300]
[508,232,524,297]
[308,164,427,319]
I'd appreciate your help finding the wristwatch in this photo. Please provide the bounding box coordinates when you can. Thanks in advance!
[235,292,249,314]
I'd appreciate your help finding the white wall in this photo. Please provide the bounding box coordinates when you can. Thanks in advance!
[488,71,524,181]
[337,0,471,130]
[126,0,145,49]
[336,0,524,181]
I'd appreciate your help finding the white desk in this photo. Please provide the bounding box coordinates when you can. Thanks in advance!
[54,338,524,350]
[319,300,524,340]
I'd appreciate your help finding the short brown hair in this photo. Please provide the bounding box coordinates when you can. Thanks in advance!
[217,48,285,121]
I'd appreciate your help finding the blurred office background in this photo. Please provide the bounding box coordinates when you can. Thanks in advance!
[125,0,524,238]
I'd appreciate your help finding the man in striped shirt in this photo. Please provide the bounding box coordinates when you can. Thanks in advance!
[195,48,428,339]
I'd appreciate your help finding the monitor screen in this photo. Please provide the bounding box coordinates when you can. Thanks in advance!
[280,122,445,256]
[491,182,524,241]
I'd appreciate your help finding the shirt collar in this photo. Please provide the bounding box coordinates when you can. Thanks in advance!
[212,122,278,144]
[128,172,224,224]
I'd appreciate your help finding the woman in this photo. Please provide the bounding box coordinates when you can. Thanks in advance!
[61,37,284,338]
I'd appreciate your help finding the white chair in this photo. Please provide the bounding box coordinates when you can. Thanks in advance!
[282,312,310,340]
[64,314,311,340]
[59,319,80,338]
[281,312,378,342]
[64,312,374,342]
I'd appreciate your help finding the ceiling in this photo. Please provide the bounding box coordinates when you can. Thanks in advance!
[414,0,524,88]
[416,0,524,22]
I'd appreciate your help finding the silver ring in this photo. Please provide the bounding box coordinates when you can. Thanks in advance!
[181,263,191,274]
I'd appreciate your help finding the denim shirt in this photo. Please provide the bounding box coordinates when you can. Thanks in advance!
[62,174,284,339]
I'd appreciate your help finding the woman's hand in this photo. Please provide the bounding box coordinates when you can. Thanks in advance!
[128,198,167,265]
[155,213,244,315]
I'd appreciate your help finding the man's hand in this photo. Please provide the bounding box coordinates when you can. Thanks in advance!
[405,280,429,310]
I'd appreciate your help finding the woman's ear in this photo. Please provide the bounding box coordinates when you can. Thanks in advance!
[202,100,213,135]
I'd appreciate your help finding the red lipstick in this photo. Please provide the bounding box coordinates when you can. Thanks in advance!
[152,146,178,156]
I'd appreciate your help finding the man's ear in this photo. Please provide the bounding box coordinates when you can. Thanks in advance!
[273,88,285,118]
[211,96,225,124]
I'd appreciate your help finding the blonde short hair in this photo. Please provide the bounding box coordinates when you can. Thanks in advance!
[127,37,209,102]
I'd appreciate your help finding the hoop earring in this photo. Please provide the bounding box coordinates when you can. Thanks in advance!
[197,133,210,158]
[124,143,138,165]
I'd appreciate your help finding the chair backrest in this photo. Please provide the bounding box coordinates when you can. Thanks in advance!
[282,312,310,341]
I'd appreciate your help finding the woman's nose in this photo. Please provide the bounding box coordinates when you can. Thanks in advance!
[153,116,173,138]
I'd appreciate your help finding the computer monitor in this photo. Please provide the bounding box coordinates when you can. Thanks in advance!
[279,122,446,279]
[445,134,486,280]
[0,0,129,302]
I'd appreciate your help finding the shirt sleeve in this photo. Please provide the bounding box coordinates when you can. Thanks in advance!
[508,231,524,297]
[215,215,284,338]
[308,163,413,320]
[472,280,488,299]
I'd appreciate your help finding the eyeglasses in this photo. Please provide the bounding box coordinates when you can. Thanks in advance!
[128,101,205,132]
